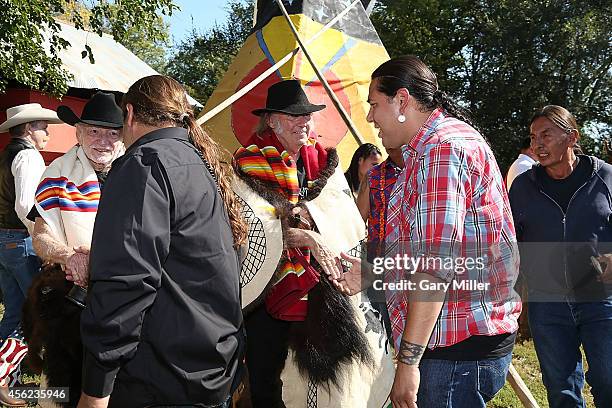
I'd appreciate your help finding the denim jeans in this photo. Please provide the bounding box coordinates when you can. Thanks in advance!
[417,353,512,407]
[0,229,41,340]
[529,300,612,408]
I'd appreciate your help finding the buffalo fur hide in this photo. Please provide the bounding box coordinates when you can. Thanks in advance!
[288,277,374,388]
[234,148,339,219]
[21,264,83,408]
[236,149,373,387]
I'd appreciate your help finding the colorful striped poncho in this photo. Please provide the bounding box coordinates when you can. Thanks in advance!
[34,145,103,249]
[234,132,328,321]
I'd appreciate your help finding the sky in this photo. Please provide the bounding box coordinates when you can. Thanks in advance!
[165,0,234,46]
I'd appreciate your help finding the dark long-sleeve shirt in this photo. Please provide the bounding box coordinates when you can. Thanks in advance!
[80,127,244,407]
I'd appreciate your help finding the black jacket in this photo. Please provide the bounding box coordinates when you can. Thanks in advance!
[81,128,244,407]
[509,155,612,301]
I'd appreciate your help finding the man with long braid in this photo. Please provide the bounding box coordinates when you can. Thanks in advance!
[78,75,247,408]
[338,56,521,408]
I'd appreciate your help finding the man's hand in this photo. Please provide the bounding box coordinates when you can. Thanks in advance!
[596,253,612,284]
[332,252,364,295]
[77,393,109,408]
[390,363,420,408]
[304,230,342,280]
[284,228,342,280]
[66,245,90,287]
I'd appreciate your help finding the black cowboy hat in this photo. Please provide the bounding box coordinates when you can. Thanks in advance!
[252,80,326,116]
[57,92,123,128]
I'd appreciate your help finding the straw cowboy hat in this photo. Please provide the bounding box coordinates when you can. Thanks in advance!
[0,103,62,133]
[232,177,284,308]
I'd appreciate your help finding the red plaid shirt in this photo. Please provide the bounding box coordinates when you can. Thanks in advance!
[384,107,521,350]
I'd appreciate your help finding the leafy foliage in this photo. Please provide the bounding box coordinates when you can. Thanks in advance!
[114,15,171,73]
[0,0,177,97]
[371,0,612,169]
[165,0,254,105]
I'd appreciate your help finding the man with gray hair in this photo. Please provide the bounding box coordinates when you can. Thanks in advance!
[0,102,61,405]
[30,92,124,286]
[0,93,123,407]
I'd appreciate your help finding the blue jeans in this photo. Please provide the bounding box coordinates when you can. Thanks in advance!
[0,229,41,340]
[529,300,612,408]
[417,353,512,407]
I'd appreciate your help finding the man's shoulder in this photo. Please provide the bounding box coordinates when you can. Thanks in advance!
[127,136,201,170]
[11,146,44,170]
[421,132,479,159]
[13,145,43,159]
[510,156,536,173]
[436,116,480,137]
[427,117,483,152]
[509,168,536,199]
[595,157,612,175]
[368,161,384,177]
[591,158,612,190]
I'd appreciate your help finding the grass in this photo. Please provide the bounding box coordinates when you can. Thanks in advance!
[488,339,595,408]
[0,303,597,408]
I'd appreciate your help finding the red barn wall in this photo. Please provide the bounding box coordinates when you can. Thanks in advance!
[0,88,84,164]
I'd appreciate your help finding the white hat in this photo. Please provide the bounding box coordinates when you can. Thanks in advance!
[0,103,62,133]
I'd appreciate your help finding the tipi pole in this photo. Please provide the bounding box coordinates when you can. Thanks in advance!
[274,0,366,145]
[507,363,540,408]
[197,0,361,126]
[365,0,377,16]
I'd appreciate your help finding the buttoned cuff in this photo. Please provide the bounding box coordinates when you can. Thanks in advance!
[82,351,120,397]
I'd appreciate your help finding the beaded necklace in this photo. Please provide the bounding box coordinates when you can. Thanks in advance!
[378,164,388,252]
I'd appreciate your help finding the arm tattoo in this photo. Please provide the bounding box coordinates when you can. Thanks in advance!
[398,340,426,366]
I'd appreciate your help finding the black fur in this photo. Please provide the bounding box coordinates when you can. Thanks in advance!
[21,264,83,408]
[288,278,374,388]
[303,149,339,202]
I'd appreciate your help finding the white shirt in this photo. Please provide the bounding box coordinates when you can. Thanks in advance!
[506,153,537,190]
[11,143,46,233]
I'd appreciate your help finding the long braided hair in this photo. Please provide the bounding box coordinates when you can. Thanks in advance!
[123,75,247,247]
[371,55,479,132]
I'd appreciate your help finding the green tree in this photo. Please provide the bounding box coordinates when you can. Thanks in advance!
[371,0,612,170]
[120,17,171,73]
[165,0,254,105]
[0,0,177,97]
